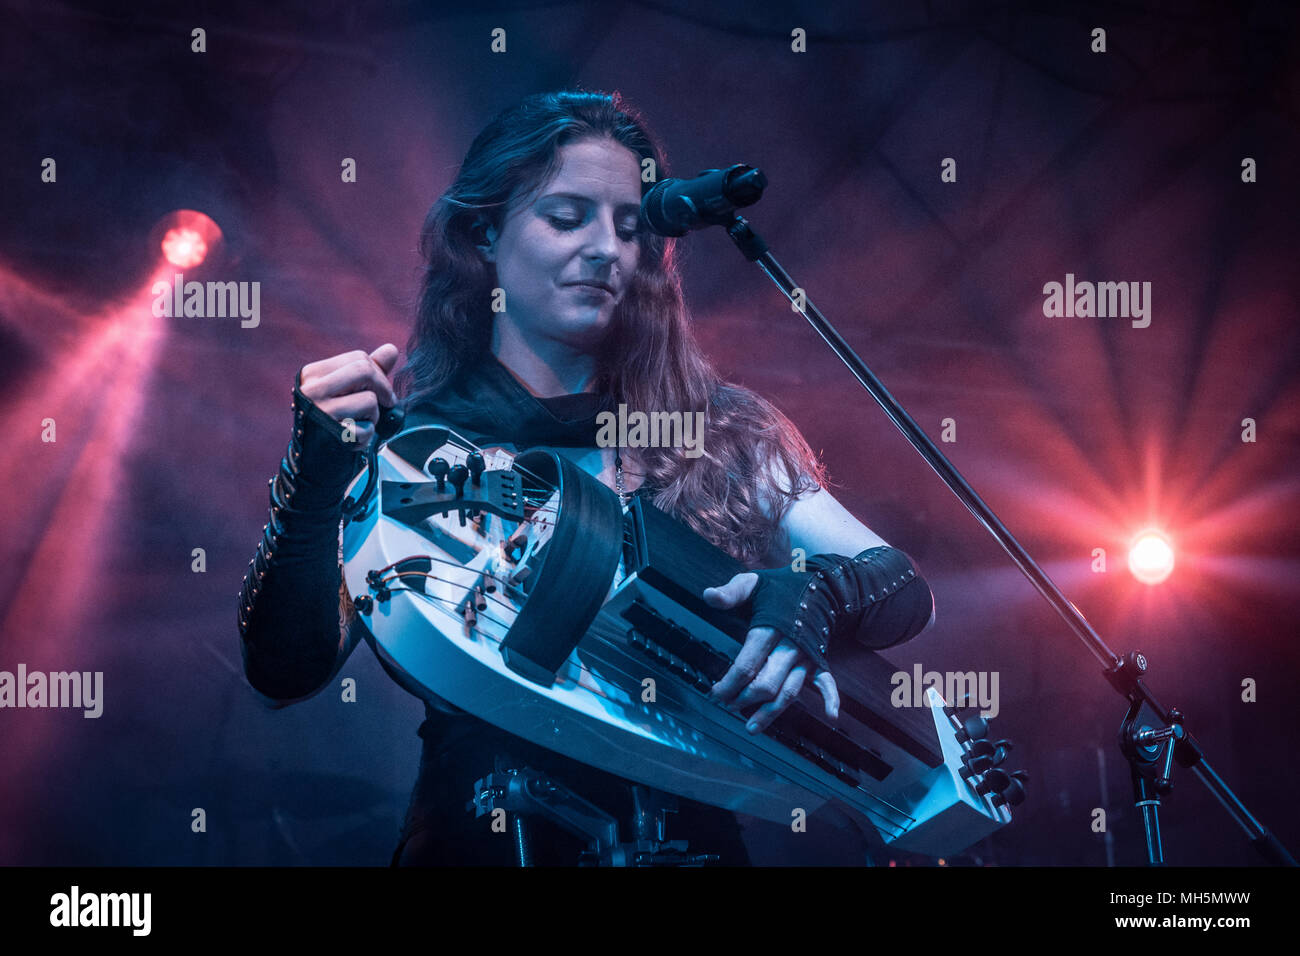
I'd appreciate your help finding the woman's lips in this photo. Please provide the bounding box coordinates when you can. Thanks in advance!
[566,282,613,298]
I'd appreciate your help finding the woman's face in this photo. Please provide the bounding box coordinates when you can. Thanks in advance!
[481,136,643,351]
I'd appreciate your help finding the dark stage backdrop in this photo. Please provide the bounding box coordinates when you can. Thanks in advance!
[1,0,1297,867]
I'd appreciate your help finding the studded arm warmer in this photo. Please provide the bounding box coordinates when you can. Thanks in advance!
[743,547,934,671]
[237,373,364,701]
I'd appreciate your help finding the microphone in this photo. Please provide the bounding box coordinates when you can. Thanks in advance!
[640,164,768,237]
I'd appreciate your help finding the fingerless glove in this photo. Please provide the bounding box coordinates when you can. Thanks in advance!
[744,547,933,670]
[237,370,365,700]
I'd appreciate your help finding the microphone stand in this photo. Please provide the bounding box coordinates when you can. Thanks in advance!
[719,212,1295,866]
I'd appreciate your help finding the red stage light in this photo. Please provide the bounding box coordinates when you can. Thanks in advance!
[152,209,223,270]
[161,227,207,268]
[1129,530,1175,585]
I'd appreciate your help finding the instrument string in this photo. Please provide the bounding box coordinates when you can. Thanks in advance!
[369,551,522,597]
[378,584,513,632]
[371,537,636,611]
[439,435,558,495]
[369,585,620,708]
[440,432,641,506]
[372,567,520,618]
[396,430,640,547]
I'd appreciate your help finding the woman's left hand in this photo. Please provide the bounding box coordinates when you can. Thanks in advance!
[703,572,840,733]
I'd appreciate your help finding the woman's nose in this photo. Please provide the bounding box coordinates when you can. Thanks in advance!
[581,213,621,261]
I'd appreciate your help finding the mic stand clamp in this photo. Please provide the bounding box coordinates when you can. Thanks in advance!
[1109,649,1190,866]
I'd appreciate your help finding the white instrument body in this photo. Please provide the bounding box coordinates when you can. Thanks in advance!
[342,424,1013,856]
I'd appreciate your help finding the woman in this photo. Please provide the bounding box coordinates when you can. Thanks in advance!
[237,90,935,865]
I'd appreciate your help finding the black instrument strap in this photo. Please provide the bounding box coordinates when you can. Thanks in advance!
[499,449,625,686]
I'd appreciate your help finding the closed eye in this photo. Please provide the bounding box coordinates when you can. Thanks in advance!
[548,215,640,242]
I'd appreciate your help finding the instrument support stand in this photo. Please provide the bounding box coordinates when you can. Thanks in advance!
[467,763,719,867]
[720,211,1296,867]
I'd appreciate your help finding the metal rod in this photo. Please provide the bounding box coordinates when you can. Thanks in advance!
[726,214,1294,865]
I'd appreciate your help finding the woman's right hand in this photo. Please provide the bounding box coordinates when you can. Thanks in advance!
[299,344,400,447]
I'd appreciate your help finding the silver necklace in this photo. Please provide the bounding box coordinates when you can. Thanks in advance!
[615,451,627,505]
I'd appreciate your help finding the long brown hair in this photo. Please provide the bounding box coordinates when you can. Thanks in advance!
[394,89,826,567]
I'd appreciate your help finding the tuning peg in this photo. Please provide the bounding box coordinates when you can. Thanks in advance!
[960,739,997,777]
[974,768,1009,796]
[449,464,469,495]
[430,457,449,490]
[954,713,989,744]
[467,452,486,485]
[991,770,1029,808]
[961,738,1013,776]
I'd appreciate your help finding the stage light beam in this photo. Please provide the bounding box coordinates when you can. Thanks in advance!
[1129,531,1175,585]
